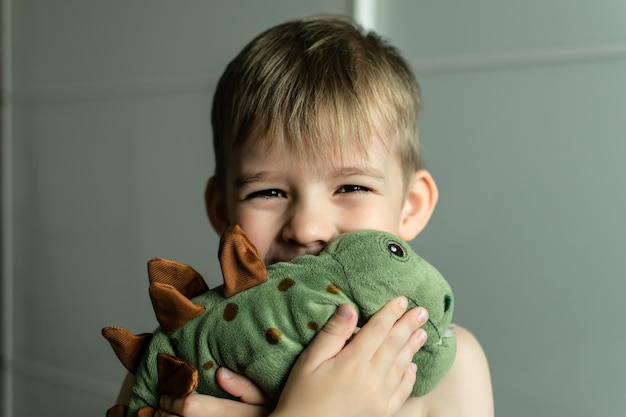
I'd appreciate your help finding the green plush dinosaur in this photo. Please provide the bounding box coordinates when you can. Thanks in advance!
[103,226,456,417]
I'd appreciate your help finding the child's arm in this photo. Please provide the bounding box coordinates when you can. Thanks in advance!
[413,325,493,417]
[157,297,426,417]
[116,372,135,405]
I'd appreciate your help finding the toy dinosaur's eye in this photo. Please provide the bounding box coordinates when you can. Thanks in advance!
[387,242,406,258]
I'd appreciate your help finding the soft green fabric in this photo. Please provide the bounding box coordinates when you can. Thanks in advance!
[127,229,456,414]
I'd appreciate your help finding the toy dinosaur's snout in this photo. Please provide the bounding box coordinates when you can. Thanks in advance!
[406,292,453,345]
[323,230,456,381]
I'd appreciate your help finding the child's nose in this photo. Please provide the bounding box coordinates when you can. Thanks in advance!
[282,202,336,250]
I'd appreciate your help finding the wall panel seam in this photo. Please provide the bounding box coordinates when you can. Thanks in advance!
[410,43,626,74]
[1,0,14,415]
[352,0,377,31]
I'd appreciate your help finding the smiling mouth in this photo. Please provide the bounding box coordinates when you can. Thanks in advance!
[267,250,321,265]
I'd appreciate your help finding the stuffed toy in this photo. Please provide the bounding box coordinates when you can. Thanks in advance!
[103,225,456,417]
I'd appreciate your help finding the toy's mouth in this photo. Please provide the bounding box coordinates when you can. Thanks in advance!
[405,296,454,346]
[426,319,443,345]
[436,324,456,345]
[355,296,455,345]
[422,322,455,347]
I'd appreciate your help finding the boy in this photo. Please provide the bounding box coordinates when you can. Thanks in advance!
[125,14,493,417]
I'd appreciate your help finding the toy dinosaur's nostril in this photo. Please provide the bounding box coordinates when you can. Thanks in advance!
[443,295,452,313]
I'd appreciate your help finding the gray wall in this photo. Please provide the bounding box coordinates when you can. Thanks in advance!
[375,1,626,416]
[2,1,625,416]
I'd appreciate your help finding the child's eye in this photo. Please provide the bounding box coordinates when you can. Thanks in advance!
[244,189,287,200]
[336,185,372,194]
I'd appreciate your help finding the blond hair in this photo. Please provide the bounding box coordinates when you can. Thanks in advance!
[211,15,422,190]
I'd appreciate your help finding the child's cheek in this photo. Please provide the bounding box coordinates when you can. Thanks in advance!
[231,218,273,261]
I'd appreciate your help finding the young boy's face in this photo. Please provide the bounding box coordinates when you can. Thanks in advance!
[208,136,436,266]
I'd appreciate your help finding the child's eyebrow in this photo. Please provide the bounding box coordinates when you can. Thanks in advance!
[233,167,386,188]
[234,173,274,187]
[329,167,386,181]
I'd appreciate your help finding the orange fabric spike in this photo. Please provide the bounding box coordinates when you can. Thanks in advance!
[219,225,267,297]
[157,353,199,398]
[137,406,156,417]
[102,327,152,374]
[148,283,205,334]
[147,257,209,299]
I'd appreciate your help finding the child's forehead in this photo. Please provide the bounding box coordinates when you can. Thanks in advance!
[234,130,393,172]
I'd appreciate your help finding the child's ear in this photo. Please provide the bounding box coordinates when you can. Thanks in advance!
[204,177,230,235]
[398,170,439,241]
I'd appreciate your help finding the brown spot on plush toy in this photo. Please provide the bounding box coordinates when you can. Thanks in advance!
[307,322,319,331]
[326,283,341,294]
[265,328,282,345]
[277,278,295,291]
[222,303,238,321]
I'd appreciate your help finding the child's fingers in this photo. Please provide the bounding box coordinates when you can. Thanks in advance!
[382,326,427,393]
[388,362,418,412]
[373,306,428,372]
[159,394,197,416]
[216,367,270,405]
[378,326,425,415]
[346,296,409,359]
[297,303,358,369]
[158,393,269,417]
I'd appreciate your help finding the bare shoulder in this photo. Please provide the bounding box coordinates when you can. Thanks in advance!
[424,325,494,417]
[400,325,493,417]
[116,372,134,404]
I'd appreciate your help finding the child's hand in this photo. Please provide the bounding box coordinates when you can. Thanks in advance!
[273,297,428,417]
[156,367,271,417]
